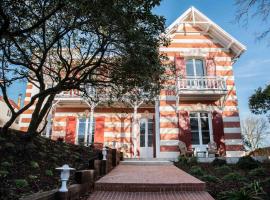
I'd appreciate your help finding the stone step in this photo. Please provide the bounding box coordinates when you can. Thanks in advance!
[120,160,173,166]
[88,191,214,200]
[94,165,206,192]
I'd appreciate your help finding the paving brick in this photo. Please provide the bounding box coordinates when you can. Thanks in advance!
[88,191,214,200]
[95,165,205,192]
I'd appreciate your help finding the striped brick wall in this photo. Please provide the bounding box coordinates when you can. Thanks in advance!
[158,24,244,158]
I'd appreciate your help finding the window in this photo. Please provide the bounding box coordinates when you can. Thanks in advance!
[139,118,153,147]
[77,118,95,146]
[190,112,212,145]
[186,58,205,77]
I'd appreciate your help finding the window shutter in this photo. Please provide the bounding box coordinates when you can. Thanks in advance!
[205,58,216,76]
[178,111,192,149]
[94,116,105,144]
[212,111,226,155]
[65,116,77,144]
[175,56,186,78]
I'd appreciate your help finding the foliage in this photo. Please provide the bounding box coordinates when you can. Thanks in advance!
[214,165,232,176]
[218,181,266,200]
[249,85,270,116]
[211,158,227,166]
[1,161,12,167]
[189,166,205,177]
[222,172,246,182]
[14,179,29,188]
[201,174,219,183]
[237,156,260,170]
[45,170,53,177]
[248,168,266,177]
[0,170,9,177]
[30,161,39,169]
[187,157,198,166]
[0,0,167,137]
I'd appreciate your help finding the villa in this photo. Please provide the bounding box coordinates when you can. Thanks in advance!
[19,7,246,160]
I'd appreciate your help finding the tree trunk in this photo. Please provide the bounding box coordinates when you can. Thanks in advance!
[132,105,138,158]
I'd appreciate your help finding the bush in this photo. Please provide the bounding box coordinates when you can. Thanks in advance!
[190,166,205,177]
[212,158,227,166]
[248,168,266,177]
[28,175,38,180]
[201,174,219,183]
[45,170,53,177]
[217,188,264,200]
[237,156,260,170]
[0,170,9,177]
[30,161,39,169]
[15,179,29,188]
[222,172,246,182]
[177,156,188,165]
[187,157,198,165]
[215,165,232,175]
[1,161,12,168]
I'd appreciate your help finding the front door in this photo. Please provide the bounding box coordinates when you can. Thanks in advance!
[139,118,154,158]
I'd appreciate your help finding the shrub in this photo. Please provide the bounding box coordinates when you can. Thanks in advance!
[30,161,39,169]
[190,166,205,177]
[201,174,219,183]
[237,156,260,170]
[248,168,266,177]
[45,170,53,177]
[177,156,188,165]
[5,142,15,148]
[15,179,29,188]
[212,158,227,166]
[215,165,232,175]
[1,161,12,168]
[0,170,9,177]
[222,172,246,182]
[187,157,198,165]
[217,188,265,200]
[28,175,38,180]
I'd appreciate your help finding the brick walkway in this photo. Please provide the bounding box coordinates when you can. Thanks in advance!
[88,164,214,200]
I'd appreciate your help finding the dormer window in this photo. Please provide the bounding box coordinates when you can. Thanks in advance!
[186,58,205,77]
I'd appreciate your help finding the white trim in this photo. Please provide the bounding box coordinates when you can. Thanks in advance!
[160,140,179,146]
[155,100,160,158]
[224,127,241,133]
[223,117,240,122]
[226,151,245,157]
[170,39,218,43]
[159,128,179,134]
[158,152,180,159]
[104,132,131,138]
[225,139,243,145]
[159,47,229,53]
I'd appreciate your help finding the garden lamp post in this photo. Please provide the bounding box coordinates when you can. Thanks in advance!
[55,164,75,192]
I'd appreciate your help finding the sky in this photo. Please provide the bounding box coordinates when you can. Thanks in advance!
[7,0,270,121]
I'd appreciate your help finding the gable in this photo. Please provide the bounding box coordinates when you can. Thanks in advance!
[165,6,246,60]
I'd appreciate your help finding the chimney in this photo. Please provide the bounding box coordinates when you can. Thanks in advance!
[17,93,22,109]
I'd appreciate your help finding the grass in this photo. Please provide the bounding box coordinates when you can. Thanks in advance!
[0,130,100,200]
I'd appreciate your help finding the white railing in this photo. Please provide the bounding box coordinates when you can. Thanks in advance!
[178,76,227,91]
[55,89,82,98]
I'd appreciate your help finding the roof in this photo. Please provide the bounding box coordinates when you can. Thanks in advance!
[166,6,246,59]
[0,96,20,110]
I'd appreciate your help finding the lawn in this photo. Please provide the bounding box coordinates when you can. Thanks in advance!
[0,130,100,200]
[175,156,270,200]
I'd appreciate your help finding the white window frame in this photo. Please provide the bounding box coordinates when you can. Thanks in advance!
[75,117,95,146]
[190,112,213,150]
[185,58,206,77]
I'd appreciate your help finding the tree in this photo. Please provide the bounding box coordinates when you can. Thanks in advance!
[121,86,158,157]
[249,85,270,118]
[235,0,270,42]
[0,0,167,137]
[241,115,269,151]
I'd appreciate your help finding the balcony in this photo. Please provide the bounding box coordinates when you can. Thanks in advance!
[177,76,227,101]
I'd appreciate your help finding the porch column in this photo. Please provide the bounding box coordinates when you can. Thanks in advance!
[155,99,160,158]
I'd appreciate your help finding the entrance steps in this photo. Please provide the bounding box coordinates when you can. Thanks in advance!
[120,158,173,165]
[90,165,214,200]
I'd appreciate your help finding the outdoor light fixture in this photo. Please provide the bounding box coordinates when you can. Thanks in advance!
[56,164,75,192]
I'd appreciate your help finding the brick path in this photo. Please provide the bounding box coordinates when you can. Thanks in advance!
[88,164,214,200]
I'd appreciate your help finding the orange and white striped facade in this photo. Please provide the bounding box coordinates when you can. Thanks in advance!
[19,7,246,159]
